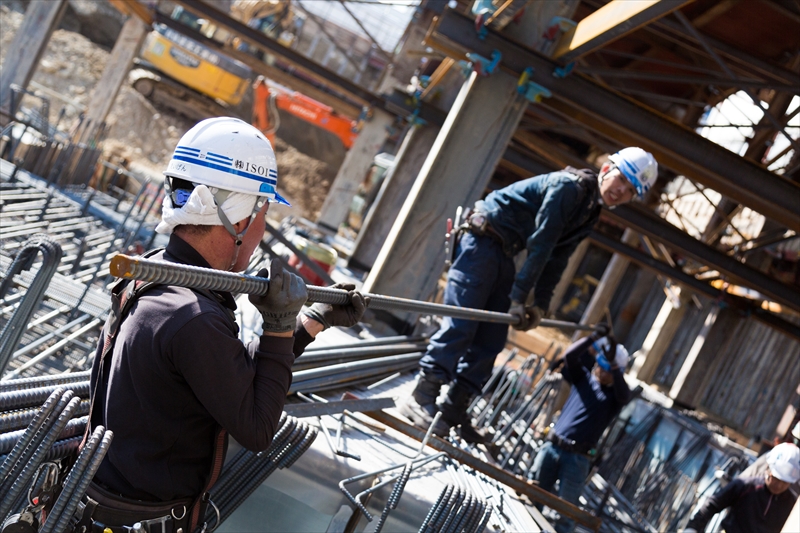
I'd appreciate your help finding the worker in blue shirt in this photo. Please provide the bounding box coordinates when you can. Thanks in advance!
[532,334,632,533]
[400,148,657,443]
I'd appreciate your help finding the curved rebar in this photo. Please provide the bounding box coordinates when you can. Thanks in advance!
[0,235,63,376]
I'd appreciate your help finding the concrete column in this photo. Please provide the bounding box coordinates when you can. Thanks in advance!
[363,70,527,306]
[572,229,638,340]
[348,123,440,271]
[629,292,689,383]
[548,238,590,317]
[316,108,394,232]
[0,0,68,118]
[74,16,149,145]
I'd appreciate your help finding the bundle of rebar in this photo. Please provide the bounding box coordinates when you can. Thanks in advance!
[206,413,318,526]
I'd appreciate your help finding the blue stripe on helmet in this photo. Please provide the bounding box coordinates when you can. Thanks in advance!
[175,145,200,153]
[207,151,233,161]
[205,155,233,166]
[617,159,644,196]
[172,155,277,186]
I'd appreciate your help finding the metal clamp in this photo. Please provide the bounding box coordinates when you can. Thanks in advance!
[464,50,501,77]
[517,68,552,103]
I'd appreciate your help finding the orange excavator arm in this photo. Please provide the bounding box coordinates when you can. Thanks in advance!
[252,77,358,150]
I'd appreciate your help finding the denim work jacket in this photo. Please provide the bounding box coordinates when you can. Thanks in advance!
[476,168,601,308]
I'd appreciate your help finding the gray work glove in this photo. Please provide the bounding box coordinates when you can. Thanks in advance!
[509,301,543,331]
[302,283,369,330]
[249,259,308,333]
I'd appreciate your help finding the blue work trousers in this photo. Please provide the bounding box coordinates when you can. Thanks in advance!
[531,441,592,533]
[419,232,516,395]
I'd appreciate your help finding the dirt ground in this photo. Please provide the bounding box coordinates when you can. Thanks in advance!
[0,4,332,220]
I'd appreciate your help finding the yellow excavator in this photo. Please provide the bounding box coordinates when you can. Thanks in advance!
[130,1,299,121]
[130,2,352,168]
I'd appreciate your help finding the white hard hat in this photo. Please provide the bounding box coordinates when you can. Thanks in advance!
[792,421,800,442]
[607,147,658,199]
[165,117,289,206]
[766,442,800,483]
[593,336,630,371]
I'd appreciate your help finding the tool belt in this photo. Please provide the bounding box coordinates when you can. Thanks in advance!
[73,483,196,533]
[466,211,505,248]
[548,432,596,456]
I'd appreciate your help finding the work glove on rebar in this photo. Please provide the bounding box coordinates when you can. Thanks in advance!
[250,259,308,333]
[302,283,369,330]
[509,301,543,331]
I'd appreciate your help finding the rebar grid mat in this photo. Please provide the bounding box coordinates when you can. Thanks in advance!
[0,160,159,380]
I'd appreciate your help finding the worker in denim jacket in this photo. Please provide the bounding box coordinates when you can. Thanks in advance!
[400,148,657,443]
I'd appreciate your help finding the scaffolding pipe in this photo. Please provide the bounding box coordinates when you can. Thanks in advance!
[109,255,598,331]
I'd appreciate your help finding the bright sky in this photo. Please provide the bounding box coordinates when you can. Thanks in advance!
[296,0,420,53]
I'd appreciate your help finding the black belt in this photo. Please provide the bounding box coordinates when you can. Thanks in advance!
[548,432,595,456]
[75,483,193,533]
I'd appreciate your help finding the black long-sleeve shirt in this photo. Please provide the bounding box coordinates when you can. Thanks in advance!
[553,337,632,449]
[686,476,796,533]
[91,234,314,501]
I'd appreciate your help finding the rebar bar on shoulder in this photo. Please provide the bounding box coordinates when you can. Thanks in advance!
[110,255,599,331]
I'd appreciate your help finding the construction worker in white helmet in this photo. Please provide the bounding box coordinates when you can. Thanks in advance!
[401,147,657,445]
[531,332,633,533]
[82,117,367,531]
[685,442,800,533]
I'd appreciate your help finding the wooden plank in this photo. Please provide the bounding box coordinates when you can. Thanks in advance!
[0,0,68,114]
[74,16,148,144]
[553,0,695,62]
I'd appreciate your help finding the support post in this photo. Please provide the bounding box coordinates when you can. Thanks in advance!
[348,124,440,271]
[363,71,527,308]
[548,238,590,317]
[572,229,637,340]
[73,15,149,145]
[629,293,689,383]
[316,108,394,232]
[0,0,68,119]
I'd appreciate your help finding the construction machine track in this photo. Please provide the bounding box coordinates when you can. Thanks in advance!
[130,66,251,122]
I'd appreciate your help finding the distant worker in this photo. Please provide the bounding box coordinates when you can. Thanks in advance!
[530,333,633,533]
[735,420,800,497]
[82,118,367,531]
[685,442,800,533]
[400,148,657,442]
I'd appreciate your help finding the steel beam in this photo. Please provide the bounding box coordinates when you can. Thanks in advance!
[606,205,800,312]
[553,0,695,63]
[428,9,800,232]
[574,67,798,92]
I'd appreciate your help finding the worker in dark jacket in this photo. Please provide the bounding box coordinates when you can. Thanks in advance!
[400,148,657,442]
[685,442,800,533]
[85,118,367,531]
[531,334,632,533]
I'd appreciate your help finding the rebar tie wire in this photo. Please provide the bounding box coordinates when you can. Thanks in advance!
[109,254,599,331]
